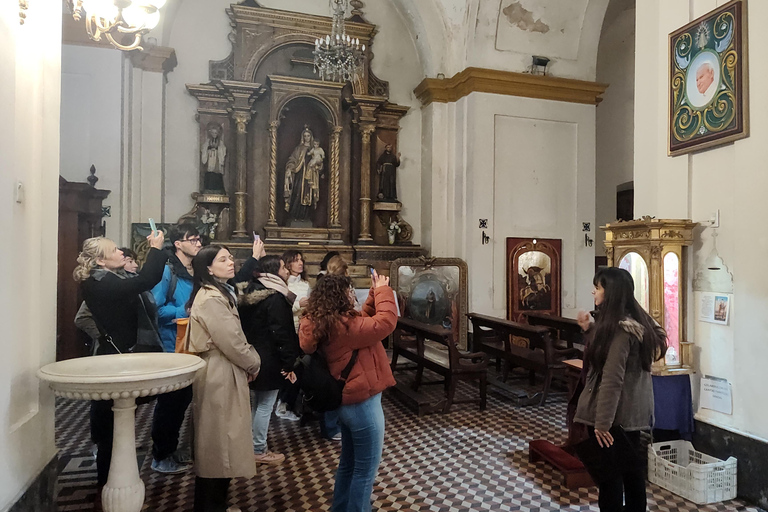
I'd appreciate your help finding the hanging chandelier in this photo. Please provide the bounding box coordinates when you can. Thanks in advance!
[68,0,166,52]
[313,0,366,83]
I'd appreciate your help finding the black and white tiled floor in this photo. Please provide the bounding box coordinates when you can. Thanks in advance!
[55,372,764,512]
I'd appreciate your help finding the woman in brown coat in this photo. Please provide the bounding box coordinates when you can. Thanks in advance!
[186,245,261,512]
[299,272,397,512]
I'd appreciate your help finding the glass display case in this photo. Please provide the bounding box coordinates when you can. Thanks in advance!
[602,218,697,374]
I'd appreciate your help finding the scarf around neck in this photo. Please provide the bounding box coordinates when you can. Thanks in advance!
[257,273,296,305]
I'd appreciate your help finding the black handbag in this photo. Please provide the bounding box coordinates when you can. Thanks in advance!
[574,425,639,483]
[300,349,359,413]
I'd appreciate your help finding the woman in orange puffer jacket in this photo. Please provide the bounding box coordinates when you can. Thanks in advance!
[299,271,397,512]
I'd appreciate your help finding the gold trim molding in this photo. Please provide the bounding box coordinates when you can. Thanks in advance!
[414,67,608,106]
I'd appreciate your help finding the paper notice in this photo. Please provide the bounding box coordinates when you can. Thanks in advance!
[700,376,733,415]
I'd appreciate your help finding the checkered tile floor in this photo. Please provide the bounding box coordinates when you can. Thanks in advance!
[55,370,764,512]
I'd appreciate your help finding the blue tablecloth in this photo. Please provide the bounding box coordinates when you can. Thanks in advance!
[652,374,694,440]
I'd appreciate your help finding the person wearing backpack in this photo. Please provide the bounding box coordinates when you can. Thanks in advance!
[148,223,201,474]
[299,272,397,512]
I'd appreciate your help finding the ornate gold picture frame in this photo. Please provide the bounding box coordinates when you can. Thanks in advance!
[668,0,748,156]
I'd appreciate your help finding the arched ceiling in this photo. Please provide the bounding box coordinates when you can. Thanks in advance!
[152,0,612,82]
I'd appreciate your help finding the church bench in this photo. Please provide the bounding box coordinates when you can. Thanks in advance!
[467,313,581,405]
[525,312,585,355]
[391,317,488,413]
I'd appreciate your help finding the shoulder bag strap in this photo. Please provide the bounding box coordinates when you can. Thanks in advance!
[89,310,122,354]
[339,349,359,383]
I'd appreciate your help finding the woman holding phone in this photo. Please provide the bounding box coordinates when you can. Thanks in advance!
[299,270,398,512]
[574,267,667,512]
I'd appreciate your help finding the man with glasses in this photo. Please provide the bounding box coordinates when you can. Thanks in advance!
[148,223,202,473]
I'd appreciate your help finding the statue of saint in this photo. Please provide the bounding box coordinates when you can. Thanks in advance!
[376,144,401,201]
[201,121,227,194]
[284,127,322,221]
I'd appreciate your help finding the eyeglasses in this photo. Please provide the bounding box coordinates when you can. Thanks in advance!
[181,237,202,245]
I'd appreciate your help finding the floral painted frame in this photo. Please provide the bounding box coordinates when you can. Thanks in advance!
[668,0,748,156]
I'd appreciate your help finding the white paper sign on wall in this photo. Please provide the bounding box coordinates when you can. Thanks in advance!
[700,375,733,415]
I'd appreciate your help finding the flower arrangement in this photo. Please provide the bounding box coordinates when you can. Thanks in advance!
[387,220,401,245]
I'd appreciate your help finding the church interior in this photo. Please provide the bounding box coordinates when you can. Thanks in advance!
[3,0,768,510]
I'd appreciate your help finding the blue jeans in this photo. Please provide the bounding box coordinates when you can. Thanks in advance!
[251,389,279,454]
[332,393,385,512]
[321,409,341,439]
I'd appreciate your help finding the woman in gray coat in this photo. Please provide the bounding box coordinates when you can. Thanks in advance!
[574,267,667,512]
[186,245,261,512]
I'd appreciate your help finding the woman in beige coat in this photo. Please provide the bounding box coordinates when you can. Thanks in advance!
[186,245,261,512]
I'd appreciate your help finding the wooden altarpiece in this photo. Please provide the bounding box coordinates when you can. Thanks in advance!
[185,1,424,266]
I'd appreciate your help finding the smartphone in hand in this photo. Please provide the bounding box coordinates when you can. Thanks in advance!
[253,231,260,241]
[149,218,158,236]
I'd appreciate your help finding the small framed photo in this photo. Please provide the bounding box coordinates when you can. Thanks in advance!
[668,0,748,156]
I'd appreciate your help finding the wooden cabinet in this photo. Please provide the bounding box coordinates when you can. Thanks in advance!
[57,176,110,361]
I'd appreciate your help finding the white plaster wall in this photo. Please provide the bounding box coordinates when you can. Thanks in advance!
[163,0,424,242]
[61,45,124,243]
[427,92,597,319]
[635,0,768,441]
[0,0,60,508]
[595,4,635,255]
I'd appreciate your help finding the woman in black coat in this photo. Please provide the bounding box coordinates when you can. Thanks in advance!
[237,255,300,465]
[73,232,166,491]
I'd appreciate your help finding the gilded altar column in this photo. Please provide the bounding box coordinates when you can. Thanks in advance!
[232,112,252,238]
[330,126,343,228]
[358,124,376,243]
[267,121,280,226]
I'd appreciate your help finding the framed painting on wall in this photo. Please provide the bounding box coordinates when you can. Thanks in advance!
[668,0,748,156]
[507,238,561,322]
[389,257,468,350]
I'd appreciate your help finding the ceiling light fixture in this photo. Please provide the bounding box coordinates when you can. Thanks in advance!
[68,0,166,51]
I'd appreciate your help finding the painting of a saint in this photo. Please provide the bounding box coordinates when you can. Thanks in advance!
[284,127,323,222]
[517,251,552,311]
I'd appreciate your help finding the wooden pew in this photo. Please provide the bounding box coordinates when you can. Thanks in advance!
[525,312,585,354]
[391,317,488,413]
[467,313,581,405]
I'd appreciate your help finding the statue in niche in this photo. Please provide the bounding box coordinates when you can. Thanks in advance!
[201,121,227,194]
[284,127,323,222]
[376,144,401,201]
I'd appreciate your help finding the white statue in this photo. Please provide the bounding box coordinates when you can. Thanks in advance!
[201,122,227,193]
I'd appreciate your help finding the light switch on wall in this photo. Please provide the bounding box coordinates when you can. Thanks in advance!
[14,181,24,203]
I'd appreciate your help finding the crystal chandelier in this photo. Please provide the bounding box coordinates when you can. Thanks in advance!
[68,0,166,52]
[313,0,366,83]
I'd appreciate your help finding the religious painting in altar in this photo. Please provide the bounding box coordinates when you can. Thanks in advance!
[506,238,561,322]
[668,0,748,156]
[390,258,468,350]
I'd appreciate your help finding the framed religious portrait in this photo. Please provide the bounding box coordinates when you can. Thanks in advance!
[506,238,561,322]
[668,0,749,156]
[390,257,468,350]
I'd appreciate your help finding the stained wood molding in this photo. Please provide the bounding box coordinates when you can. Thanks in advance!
[414,67,608,106]
[130,46,178,73]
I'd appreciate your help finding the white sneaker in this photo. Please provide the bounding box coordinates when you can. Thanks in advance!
[279,409,301,422]
[275,401,288,417]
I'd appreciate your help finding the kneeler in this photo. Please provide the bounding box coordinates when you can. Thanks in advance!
[527,359,594,489]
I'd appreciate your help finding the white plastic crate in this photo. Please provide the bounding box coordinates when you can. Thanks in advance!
[648,440,737,505]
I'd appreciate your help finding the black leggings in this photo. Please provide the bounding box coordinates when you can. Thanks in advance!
[594,429,648,512]
[193,477,231,512]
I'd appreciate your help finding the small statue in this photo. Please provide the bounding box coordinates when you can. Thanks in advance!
[200,208,219,241]
[201,121,227,194]
[376,144,401,201]
[284,127,322,221]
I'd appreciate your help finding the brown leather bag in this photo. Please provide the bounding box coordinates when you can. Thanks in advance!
[175,318,191,354]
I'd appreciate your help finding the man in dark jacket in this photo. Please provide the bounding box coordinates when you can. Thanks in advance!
[148,224,201,474]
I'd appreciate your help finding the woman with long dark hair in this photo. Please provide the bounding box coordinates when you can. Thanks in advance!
[238,254,300,465]
[299,272,397,512]
[574,267,667,512]
[185,245,261,512]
